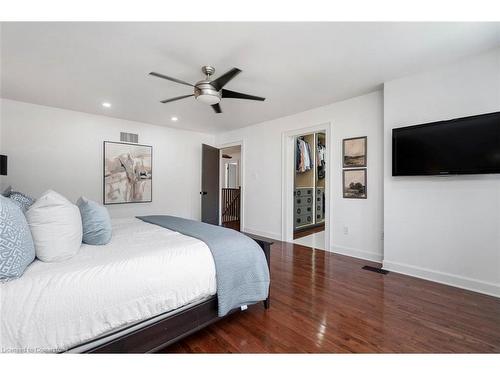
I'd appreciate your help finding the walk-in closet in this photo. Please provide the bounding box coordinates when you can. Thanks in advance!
[293,131,326,249]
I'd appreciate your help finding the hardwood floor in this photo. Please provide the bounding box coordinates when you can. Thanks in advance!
[293,223,325,239]
[163,241,500,353]
[222,220,240,231]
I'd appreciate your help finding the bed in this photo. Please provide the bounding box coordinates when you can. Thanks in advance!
[0,217,271,353]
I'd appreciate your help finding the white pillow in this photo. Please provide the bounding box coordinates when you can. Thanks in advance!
[26,190,83,262]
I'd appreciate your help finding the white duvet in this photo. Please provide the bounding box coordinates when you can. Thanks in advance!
[0,218,216,353]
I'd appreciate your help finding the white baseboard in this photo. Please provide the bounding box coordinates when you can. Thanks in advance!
[242,227,282,241]
[329,244,383,263]
[383,260,500,298]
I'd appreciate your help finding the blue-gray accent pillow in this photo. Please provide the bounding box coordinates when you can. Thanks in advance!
[0,195,36,281]
[9,191,35,212]
[77,197,112,245]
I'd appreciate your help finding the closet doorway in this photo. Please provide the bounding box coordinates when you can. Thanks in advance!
[219,145,241,231]
[282,124,330,251]
[293,132,327,249]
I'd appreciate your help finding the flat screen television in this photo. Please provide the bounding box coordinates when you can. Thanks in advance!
[392,111,500,176]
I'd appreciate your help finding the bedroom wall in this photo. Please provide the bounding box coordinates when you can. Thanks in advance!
[0,99,215,219]
[383,48,500,297]
[216,91,384,262]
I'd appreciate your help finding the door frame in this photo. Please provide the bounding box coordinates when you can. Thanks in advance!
[281,123,331,250]
[217,140,245,230]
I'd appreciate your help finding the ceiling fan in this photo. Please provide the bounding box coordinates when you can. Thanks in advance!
[149,66,265,113]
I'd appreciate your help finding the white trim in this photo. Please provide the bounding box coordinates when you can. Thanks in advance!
[330,244,383,263]
[242,227,282,241]
[281,123,332,249]
[217,140,245,230]
[383,260,500,298]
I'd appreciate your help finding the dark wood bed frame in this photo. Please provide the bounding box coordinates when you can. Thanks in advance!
[82,235,272,353]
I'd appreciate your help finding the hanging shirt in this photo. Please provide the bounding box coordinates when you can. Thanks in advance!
[317,142,326,179]
[317,143,325,166]
[304,141,311,171]
[296,138,312,173]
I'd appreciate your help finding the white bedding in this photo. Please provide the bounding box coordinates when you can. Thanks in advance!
[0,218,217,353]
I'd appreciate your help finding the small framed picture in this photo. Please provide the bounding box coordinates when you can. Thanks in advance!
[343,169,367,199]
[343,136,367,168]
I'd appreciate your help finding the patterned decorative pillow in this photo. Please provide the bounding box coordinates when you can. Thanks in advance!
[0,195,36,281]
[9,191,35,212]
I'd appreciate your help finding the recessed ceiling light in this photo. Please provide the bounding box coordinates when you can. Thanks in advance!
[102,102,112,108]
[171,116,178,122]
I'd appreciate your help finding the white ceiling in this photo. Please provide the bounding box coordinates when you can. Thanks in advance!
[1,22,500,133]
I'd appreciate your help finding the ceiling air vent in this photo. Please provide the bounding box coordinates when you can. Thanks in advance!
[120,132,139,143]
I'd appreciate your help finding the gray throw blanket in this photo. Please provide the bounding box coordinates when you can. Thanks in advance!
[137,215,270,317]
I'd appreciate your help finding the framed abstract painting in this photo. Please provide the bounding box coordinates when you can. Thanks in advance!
[103,141,152,205]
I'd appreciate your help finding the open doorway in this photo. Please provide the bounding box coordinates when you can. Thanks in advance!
[219,145,241,231]
[292,131,327,249]
[293,132,326,249]
[282,124,330,251]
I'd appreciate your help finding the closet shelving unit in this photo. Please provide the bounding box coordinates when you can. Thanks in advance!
[294,132,326,232]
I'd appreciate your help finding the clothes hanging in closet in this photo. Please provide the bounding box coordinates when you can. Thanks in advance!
[296,137,313,173]
[317,142,326,179]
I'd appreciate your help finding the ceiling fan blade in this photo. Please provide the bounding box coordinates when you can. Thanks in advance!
[160,94,194,103]
[221,89,265,101]
[149,72,194,87]
[210,68,242,91]
[211,103,222,113]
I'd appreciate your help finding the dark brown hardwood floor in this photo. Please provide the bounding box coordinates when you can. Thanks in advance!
[222,220,240,231]
[293,223,325,239]
[163,240,500,353]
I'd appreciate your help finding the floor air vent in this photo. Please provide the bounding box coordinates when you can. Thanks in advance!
[362,265,389,274]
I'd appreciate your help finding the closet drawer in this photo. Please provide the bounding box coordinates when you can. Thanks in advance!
[295,196,313,206]
[295,214,313,227]
[295,188,313,197]
[295,206,312,215]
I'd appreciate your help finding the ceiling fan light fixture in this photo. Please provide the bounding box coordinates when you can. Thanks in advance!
[196,93,221,105]
[194,82,221,105]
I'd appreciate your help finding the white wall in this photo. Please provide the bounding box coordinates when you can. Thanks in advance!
[216,91,384,262]
[0,99,214,219]
[383,48,500,297]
